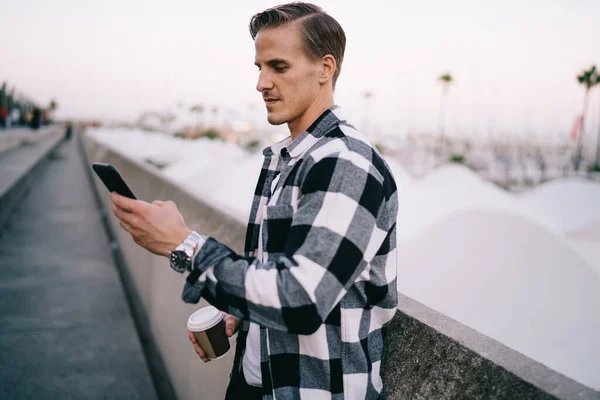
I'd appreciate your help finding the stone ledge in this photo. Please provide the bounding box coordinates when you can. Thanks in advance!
[0,127,63,228]
[381,294,599,399]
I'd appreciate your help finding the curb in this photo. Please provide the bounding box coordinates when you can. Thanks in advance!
[0,131,64,229]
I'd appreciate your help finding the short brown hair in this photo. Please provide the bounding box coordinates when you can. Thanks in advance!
[249,2,346,89]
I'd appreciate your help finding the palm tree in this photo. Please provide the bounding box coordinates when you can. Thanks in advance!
[594,69,600,169]
[438,73,453,152]
[212,106,219,128]
[362,91,373,133]
[574,65,598,170]
[189,104,205,132]
[160,111,176,134]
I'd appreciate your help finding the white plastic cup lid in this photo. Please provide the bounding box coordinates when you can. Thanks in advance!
[187,306,224,332]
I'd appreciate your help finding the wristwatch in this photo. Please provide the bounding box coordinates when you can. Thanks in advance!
[169,231,204,273]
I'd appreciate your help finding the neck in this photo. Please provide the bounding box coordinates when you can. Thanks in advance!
[288,93,334,140]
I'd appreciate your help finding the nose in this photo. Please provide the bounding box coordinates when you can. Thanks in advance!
[256,70,274,93]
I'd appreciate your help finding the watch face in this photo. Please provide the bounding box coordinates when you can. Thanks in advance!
[170,250,191,273]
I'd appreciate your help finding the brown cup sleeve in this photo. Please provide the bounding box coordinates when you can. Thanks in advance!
[193,319,230,359]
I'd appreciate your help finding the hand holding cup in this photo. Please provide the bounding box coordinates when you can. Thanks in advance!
[188,309,239,363]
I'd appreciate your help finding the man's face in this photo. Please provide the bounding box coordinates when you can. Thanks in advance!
[254,23,321,127]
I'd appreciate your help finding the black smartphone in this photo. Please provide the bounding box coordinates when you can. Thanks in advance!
[92,162,137,199]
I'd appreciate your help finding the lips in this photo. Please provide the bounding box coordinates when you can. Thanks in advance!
[264,97,280,106]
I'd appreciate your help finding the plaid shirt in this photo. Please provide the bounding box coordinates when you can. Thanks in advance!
[182,106,398,399]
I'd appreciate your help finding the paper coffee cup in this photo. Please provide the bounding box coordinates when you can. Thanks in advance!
[187,306,230,360]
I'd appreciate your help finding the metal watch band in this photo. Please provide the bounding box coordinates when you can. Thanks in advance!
[184,231,202,247]
[177,231,202,257]
[169,231,204,274]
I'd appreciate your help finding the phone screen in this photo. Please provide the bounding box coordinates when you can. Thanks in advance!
[92,163,137,199]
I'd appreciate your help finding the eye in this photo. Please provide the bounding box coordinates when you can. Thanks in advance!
[274,66,288,73]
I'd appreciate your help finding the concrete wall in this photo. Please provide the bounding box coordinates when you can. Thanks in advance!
[382,295,599,400]
[81,133,599,400]
[81,136,242,400]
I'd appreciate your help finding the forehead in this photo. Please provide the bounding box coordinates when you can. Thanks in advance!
[254,23,306,63]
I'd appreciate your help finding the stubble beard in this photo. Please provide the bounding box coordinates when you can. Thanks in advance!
[266,103,295,126]
[267,112,287,126]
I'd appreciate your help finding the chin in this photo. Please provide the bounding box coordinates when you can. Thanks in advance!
[266,112,288,126]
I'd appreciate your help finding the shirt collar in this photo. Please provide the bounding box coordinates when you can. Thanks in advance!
[262,105,343,160]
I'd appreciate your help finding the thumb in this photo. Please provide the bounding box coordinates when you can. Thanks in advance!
[152,200,165,206]
[224,318,236,337]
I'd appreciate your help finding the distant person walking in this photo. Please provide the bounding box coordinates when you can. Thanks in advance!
[0,107,7,130]
[30,108,42,130]
[109,3,398,399]
[65,121,73,140]
[0,83,7,130]
[10,107,20,128]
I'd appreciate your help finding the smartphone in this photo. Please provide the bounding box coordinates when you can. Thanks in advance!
[92,162,137,199]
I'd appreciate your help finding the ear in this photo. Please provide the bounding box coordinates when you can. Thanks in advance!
[319,54,336,85]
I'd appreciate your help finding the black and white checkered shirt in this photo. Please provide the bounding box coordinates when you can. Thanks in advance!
[183,106,398,399]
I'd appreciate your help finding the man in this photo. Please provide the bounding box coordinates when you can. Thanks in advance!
[110,3,398,399]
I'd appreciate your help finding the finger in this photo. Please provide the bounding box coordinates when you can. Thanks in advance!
[152,200,166,206]
[110,192,138,213]
[224,318,236,337]
[112,203,134,222]
[189,331,209,362]
[224,314,240,334]
[113,205,134,226]
[193,341,209,362]
[119,220,135,234]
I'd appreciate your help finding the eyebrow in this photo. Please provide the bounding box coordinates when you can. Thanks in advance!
[254,58,290,68]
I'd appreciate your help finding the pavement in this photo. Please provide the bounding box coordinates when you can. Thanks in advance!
[0,126,58,154]
[0,137,158,399]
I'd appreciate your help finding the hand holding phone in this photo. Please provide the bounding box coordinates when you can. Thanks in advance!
[92,162,137,199]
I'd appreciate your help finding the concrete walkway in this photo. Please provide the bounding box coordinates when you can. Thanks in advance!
[0,137,158,399]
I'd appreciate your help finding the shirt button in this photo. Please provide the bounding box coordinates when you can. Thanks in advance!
[280,148,288,157]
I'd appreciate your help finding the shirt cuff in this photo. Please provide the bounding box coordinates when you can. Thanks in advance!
[190,234,208,271]
[182,237,236,304]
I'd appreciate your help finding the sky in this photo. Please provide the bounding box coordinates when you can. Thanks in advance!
[1,0,599,141]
